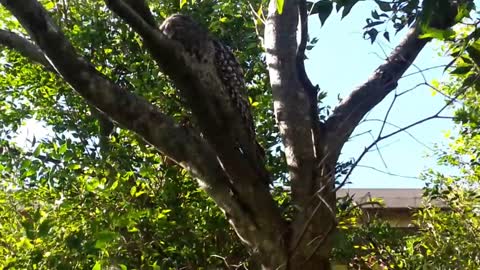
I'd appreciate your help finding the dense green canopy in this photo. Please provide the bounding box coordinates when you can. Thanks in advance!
[0,0,478,269]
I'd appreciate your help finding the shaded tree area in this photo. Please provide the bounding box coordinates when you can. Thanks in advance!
[0,0,477,269]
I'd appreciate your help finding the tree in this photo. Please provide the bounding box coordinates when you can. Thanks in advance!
[0,0,474,269]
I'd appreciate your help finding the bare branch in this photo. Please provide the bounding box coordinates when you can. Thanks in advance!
[362,119,435,151]
[0,0,275,252]
[334,90,461,192]
[401,64,447,79]
[0,29,54,71]
[325,26,430,154]
[356,165,420,179]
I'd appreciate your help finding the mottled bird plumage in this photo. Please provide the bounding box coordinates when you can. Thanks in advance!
[159,14,267,181]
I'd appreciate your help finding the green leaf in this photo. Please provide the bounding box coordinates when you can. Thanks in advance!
[110,180,119,190]
[419,27,455,40]
[38,219,51,237]
[59,143,67,154]
[383,31,390,42]
[32,143,43,157]
[364,20,384,29]
[130,186,137,197]
[92,261,101,270]
[340,0,359,18]
[276,0,284,14]
[179,0,187,8]
[375,0,391,12]
[450,65,472,75]
[310,1,333,26]
[467,45,480,68]
[94,231,117,249]
[43,1,55,11]
[364,28,379,44]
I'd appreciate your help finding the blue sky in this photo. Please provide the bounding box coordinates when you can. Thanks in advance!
[305,1,458,188]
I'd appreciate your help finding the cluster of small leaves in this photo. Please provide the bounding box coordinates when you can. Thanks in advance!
[305,0,418,43]
[363,0,474,44]
[331,195,407,269]
[406,178,480,269]
[440,23,480,138]
[363,0,421,43]
[0,140,248,269]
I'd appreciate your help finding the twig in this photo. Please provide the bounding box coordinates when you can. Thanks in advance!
[356,164,420,179]
[362,118,435,151]
[401,64,447,79]
[334,90,461,193]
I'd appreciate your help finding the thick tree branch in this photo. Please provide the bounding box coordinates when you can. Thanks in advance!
[296,0,323,165]
[0,30,54,71]
[265,0,315,200]
[0,0,288,264]
[104,0,271,186]
[105,0,288,245]
[123,0,157,27]
[325,26,430,155]
[265,1,335,267]
[0,0,279,255]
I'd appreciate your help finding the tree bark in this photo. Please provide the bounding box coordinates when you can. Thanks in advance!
[0,0,462,269]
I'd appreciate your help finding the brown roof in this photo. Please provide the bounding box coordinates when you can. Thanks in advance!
[337,188,425,209]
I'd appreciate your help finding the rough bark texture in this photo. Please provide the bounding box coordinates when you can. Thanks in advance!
[0,0,461,269]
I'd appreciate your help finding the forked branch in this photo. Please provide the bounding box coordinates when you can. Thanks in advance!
[325,26,431,155]
[0,0,271,251]
[1,0,289,264]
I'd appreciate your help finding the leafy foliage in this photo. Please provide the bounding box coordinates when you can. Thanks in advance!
[1,0,479,268]
[0,0,274,268]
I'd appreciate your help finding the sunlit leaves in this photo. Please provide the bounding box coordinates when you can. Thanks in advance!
[92,261,102,270]
[276,0,284,14]
[419,26,456,40]
[180,0,188,9]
